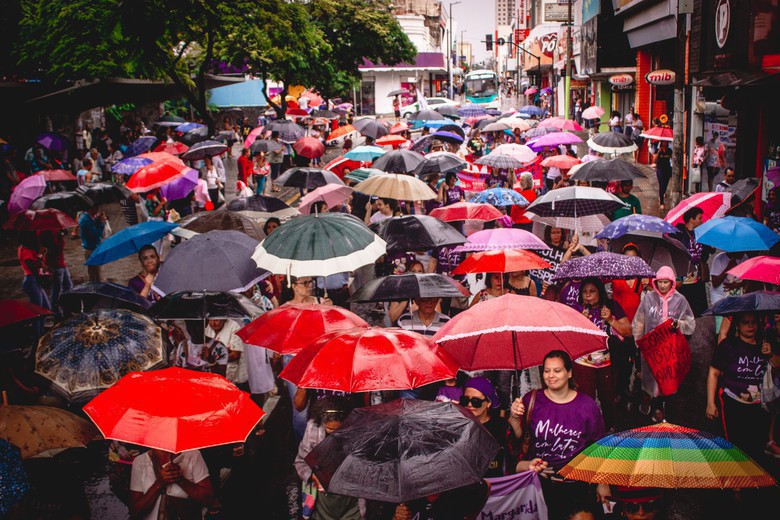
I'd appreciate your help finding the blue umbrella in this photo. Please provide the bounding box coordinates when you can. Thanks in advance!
[459,104,489,117]
[430,131,465,145]
[694,216,780,252]
[0,439,29,517]
[111,155,153,175]
[469,188,529,207]
[85,220,179,266]
[423,120,449,129]
[124,136,158,157]
[344,145,386,162]
[703,291,780,316]
[518,106,545,117]
[595,214,678,240]
[175,122,206,133]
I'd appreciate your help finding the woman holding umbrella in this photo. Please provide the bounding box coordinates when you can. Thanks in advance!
[18,232,51,311]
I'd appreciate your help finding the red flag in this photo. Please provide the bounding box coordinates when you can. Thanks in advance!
[637,319,691,396]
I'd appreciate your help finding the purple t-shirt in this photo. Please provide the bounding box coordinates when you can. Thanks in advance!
[435,384,463,403]
[443,185,464,206]
[557,280,582,308]
[572,301,626,335]
[486,171,509,189]
[521,390,605,471]
[711,337,768,404]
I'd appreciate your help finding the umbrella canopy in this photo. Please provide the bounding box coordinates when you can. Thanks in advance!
[371,149,425,174]
[480,121,510,133]
[268,120,306,143]
[30,191,93,213]
[726,255,780,285]
[569,158,647,182]
[526,186,628,218]
[180,140,228,160]
[518,105,545,117]
[410,109,444,121]
[354,173,436,201]
[83,367,264,453]
[492,144,538,164]
[452,249,551,275]
[298,184,353,215]
[540,155,581,170]
[587,132,638,155]
[468,188,530,207]
[0,404,100,459]
[607,234,692,276]
[152,141,189,155]
[3,209,77,231]
[475,152,525,170]
[35,169,76,182]
[243,127,267,149]
[326,124,358,141]
[177,210,264,240]
[640,126,673,141]
[432,294,608,371]
[35,309,166,402]
[552,251,656,281]
[179,128,210,146]
[370,215,466,252]
[305,399,500,503]
[664,192,732,226]
[85,220,179,265]
[528,213,613,234]
[8,174,46,215]
[558,421,776,489]
[252,213,386,278]
[174,122,206,133]
[280,327,459,392]
[112,155,154,175]
[58,282,152,315]
[412,152,467,177]
[375,134,407,147]
[237,303,368,355]
[158,166,198,201]
[293,137,326,159]
[503,118,532,131]
[694,216,780,252]
[581,106,605,119]
[387,88,410,97]
[344,145,386,162]
[430,130,465,146]
[124,136,158,157]
[0,439,29,516]
[274,167,345,190]
[148,291,261,321]
[703,291,780,316]
[434,105,460,118]
[523,126,561,139]
[35,132,70,152]
[527,132,584,151]
[225,194,299,219]
[428,202,503,222]
[250,139,284,155]
[74,182,127,206]
[126,158,193,193]
[437,124,466,138]
[452,228,550,252]
[726,177,761,207]
[153,230,268,295]
[344,168,385,183]
[537,117,584,131]
[353,119,389,140]
[389,122,410,135]
[459,104,489,117]
[596,214,678,240]
[0,300,52,328]
[154,115,187,126]
[351,273,469,302]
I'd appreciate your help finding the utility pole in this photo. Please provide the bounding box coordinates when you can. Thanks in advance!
[448,2,461,100]
[564,0,573,119]
[671,5,689,210]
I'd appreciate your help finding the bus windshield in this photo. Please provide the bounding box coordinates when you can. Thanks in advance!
[466,76,497,98]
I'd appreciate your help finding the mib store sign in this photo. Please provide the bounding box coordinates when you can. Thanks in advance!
[645,69,675,86]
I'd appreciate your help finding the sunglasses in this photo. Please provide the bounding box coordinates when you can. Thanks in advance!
[622,500,658,514]
[459,396,489,408]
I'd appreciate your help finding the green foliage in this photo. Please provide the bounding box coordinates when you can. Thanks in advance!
[105,103,136,122]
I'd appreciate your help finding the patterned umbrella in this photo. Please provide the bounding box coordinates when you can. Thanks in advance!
[0,404,100,459]
[180,139,228,160]
[475,152,525,170]
[558,421,776,489]
[124,136,158,157]
[453,228,550,252]
[527,213,612,234]
[459,104,489,117]
[596,214,678,240]
[0,439,29,517]
[34,310,166,402]
[469,187,530,207]
[526,186,627,218]
[518,105,545,117]
[412,152,468,177]
[552,251,656,281]
[267,120,306,143]
[569,158,646,182]
[587,132,637,155]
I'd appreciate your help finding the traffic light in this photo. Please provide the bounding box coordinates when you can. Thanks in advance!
[486,34,493,51]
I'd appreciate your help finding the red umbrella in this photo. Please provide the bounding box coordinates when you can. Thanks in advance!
[35,169,77,182]
[236,303,369,355]
[323,156,363,179]
[279,327,460,392]
[286,107,310,117]
[389,122,409,135]
[126,158,192,193]
[375,135,408,147]
[538,117,583,131]
[432,294,608,371]
[83,367,264,453]
[451,249,551,275]
[0,299,52,328]
[3,209,78,231]
[152,141,189,155]
[429,202,503,222]
[293,136,326,159]
[540,155,581,170]
[664,192,731,226]
[326,125,357,142]
[639,126,673,142]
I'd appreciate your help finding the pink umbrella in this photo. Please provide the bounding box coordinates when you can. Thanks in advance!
[524,87,538,96]
[726,256,780,286]
[298,184,354,215]
[243,126,266,149]
[538,117,584,131]
[581,106,605,120]
[664,192,732,226]
[527,131,583,150]
[300,90,324,108]
[453,228,551,252]
[8,174,47,216]
[766,166,780,186]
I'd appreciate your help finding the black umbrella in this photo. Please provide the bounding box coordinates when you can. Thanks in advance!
[727,177,761,206]
[178,209,268,240]
[225,195,299,218]
[351,273,468,302]
[352,119,389,140]
[178,128,210,146]
[304,399,500,503]
[30,191,94,213]
[476,117,501,131]
[438,124,466,139]
[703,291,780,316]
[370,215,466,253]
[180,140,228,161]
[372,149,425,174]
[274,167,345,190]
[75,182,125,206]
[154,115,186,127]
[152,230,269,295]
[250,139,282,154]
[434,105,461,119]
[148,291,261,321]
[412,152,468,178]
[608,233,692,277]
[387,88,410,97]
[58,282,152,315]
[265,120,306,143]
[587,132,637,155]
[569,158,647,183]
[311,109,339,120]
[410,109,444,121]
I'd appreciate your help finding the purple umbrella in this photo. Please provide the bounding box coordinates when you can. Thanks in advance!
[35,132,70,152]
[8,174,47,215]
[527,132,583,151]
[595,214,678,240]
[124,136,158,157]
[430,131,464,145]
[160,167,198,201]
[112,155,153,176]
[453,228,551,253]
[523,126,561,139]
[552,251,656,281]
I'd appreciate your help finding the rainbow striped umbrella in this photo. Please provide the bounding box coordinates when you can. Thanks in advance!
[558,422,775,489]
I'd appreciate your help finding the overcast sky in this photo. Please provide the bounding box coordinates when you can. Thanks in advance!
[451,0,496,64]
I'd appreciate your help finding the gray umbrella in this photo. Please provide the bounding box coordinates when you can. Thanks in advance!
[608,233,692,276]
[250,139,283,154]
[569,158,647,183]
[353,119,390,140]
[370,215,466,253]
[274,167,345,190]
[387,88,410,97]
[351,273,468,302]
[587,132,637,155]
[372,149,425,174]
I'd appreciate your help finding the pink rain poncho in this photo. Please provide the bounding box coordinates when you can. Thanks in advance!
[632,265,695,397]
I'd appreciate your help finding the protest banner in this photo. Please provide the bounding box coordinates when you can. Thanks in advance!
[637,318,691,396]
[480,471,547,520]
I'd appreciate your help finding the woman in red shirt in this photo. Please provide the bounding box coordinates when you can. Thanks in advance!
[18,232,51,310]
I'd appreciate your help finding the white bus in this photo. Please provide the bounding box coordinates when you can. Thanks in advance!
[464,69,501,110]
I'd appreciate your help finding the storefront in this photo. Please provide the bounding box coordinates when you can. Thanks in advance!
[519,24,561,108]
[359,52,447,115]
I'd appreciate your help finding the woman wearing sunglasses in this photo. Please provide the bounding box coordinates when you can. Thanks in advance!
[459,377,523,478]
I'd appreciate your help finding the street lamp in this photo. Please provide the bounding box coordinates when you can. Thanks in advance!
[448,1,461,100]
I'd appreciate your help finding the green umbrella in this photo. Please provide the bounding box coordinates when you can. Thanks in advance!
[251,213,386,278]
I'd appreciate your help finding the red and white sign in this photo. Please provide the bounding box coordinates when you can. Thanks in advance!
[515,28,530,43]
[518,0,527,30]
[637,319,691,397]
[645,69,676,85]
[608,73,634,86]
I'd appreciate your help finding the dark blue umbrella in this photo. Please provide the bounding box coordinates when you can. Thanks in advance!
[552,251,656,281]
[111,155,153,175]
[175,122,206,133]
[180,140,228,161]
[595,214,678,240]
[469,188,529,207]
[0,439,29,517]
[124,136,158,157]
[703,291,780,316]
[59,282,152,315]
[85,221,179,266]
[430,131,465,145]
[459,104,488,118]
[694,216,780,252]
[518,106,545,118]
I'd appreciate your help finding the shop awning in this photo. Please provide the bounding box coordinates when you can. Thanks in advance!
[693,70,780,87]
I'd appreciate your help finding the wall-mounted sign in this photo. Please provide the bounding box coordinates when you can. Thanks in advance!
[609,73,634,86]
[645,69,676,85]
[715,0,731,49]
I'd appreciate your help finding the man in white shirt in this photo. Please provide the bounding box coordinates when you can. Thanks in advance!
[709,250,748,334]
[396,297,450,336]
[714,167,735,193]
[205,319,247,389]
